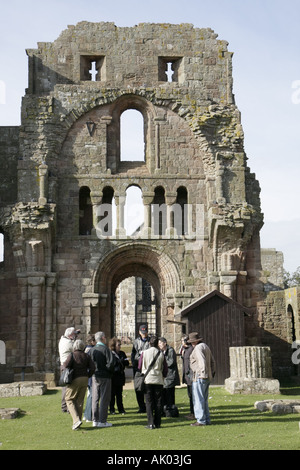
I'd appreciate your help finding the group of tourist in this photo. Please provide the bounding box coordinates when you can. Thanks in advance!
[58,324,215,431]
[58,329,128,430]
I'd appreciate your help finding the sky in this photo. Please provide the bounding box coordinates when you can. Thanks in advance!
[0,0,299,273]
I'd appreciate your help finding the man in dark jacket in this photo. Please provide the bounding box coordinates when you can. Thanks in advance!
[179,334,194,418]
[131,324,150,412]
[158,337,180,416]
[91,331,115,427]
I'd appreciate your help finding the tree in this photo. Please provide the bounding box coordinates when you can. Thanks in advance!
[284,267,300,288]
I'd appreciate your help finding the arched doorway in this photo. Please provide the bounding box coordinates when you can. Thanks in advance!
[113,276,158,342]
[90,243,181,340]
[288,304,298,376]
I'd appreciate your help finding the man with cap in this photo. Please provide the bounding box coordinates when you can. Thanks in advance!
[58,327,80,412]
[188,332,216,426]
[131,324,151,412]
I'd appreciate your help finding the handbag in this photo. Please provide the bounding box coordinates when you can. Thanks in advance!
[134,350,161,393]
[59,353,74,386]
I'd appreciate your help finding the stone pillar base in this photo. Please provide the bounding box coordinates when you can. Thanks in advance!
[225,377,280,395]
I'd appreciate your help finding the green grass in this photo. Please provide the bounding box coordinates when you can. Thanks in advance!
[0,385,300,450]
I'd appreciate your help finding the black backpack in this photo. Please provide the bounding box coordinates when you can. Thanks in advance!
[164,404,179,418]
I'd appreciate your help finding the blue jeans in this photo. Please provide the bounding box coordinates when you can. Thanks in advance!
[192,379,210,425]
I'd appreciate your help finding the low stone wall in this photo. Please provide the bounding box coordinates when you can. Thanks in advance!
[0,381,47,398]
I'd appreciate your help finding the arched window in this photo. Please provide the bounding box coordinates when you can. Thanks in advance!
[120,109,145,162]
[288,304,296,343]
[125,186,144,236]
[98,186,116,237]
[289,304,298,375]
[176,186,188,235]
[79,187,93,235]
[152,186,166,236]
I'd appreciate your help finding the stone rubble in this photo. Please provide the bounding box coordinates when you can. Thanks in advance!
[255,399,300,415]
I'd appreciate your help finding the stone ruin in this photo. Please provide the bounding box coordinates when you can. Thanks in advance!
[225,346,280,394]
[0,22,298,386]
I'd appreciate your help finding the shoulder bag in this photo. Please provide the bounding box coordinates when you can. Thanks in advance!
[59,353,74,386]
[134,350,161,393]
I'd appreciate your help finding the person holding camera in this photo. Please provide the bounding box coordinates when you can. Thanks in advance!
[58,327,80,413]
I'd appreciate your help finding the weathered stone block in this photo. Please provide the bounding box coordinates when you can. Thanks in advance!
[225,377,280,395]
[0,408,20,419]
[0,383,20,397]
[19,381,47,396]
[0,381,47,397]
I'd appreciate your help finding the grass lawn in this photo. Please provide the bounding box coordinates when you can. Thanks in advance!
[0,384,300,451]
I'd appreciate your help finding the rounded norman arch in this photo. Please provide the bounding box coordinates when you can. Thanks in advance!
[91,243,182,336]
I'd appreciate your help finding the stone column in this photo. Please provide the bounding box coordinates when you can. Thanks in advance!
[101,116,112,172]
[165,193,178,238]
[90,191,103,236]
[82,293,100,335]
[155,120,161,170]
[142,193,154,238]
[154,116,165,171]
[215,159,226,203]
[28,275,45,370]
[45,274,56,372]
[38,164,48,205]
[115,194,126,238]
[225,346,280,394]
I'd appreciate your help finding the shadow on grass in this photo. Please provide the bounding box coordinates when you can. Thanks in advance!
[139,401,300,428]
[43,388,300,429]
[101,405,299,429]
[45,389,60,396]
[208,403,300,426]
[280,386,300,396]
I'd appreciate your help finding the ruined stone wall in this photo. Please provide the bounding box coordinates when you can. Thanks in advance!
[253,288,300,377]
[0,22,267,382]
[25,22,233,99]
[0,238,19,370]
[261,248,284,291]
[0,127,19,206]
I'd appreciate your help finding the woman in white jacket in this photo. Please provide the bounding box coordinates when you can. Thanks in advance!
[138,335,168,429]
[58,327,80,412]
